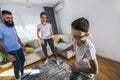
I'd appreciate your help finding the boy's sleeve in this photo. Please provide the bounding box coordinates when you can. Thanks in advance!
[86,47,96,60]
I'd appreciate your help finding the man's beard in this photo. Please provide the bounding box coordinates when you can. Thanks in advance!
[4,19,14,27]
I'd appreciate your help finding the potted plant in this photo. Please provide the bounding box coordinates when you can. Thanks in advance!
[0,52,12,68]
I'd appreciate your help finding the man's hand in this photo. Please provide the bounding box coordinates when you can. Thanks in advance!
[7,54,16,62]
[22,46,26,51]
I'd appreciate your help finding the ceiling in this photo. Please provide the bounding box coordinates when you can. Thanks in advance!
[0,0,64,7]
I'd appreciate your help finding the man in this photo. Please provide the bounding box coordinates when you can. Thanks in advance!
[0,10,26,80]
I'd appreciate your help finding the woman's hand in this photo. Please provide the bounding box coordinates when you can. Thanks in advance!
[41,39,45,45]
[7,54,16,62]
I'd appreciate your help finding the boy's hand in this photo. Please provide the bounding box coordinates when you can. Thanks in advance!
[70,63,79,72]
[56,50,62,55]
[57,50,61,54]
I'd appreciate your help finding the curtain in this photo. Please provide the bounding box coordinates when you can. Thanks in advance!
[44,7,58,34]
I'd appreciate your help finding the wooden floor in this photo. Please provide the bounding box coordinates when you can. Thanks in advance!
[0,55,120,80]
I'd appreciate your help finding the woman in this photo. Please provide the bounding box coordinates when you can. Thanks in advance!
[37,12,60,65]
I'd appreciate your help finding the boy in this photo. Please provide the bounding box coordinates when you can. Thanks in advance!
[59,17,99,80]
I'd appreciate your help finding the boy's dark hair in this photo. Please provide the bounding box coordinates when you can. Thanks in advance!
[40,12,46,17]
[71,17,89,32]
[2,10,12,15]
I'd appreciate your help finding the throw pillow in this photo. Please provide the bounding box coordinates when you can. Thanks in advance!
[25,47,34,53]
[54,37,60,44]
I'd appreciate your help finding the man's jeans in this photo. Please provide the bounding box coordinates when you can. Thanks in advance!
[9,48,25,79]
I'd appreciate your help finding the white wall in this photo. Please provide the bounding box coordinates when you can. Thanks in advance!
[1,4,44,25]
[56,0,120,62]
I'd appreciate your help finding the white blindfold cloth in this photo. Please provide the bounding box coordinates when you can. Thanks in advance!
[71,28,92,41]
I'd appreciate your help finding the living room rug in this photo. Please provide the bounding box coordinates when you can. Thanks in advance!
[22,59,72,80]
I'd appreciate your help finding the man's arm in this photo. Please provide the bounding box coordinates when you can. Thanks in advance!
[0,38,16,61]
[17,35,26,51]
[17,35,24,47]
[0,38,7,55]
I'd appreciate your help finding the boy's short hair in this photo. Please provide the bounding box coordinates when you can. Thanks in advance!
[71,17,89,32]
[2,10,12,15]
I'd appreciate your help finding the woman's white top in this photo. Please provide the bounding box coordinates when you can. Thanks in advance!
[37,23,51,39]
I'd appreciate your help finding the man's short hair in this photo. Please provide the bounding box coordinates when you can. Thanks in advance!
[71,17,89,32]
[2,10,12,15]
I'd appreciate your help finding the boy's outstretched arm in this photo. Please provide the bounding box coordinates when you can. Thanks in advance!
[57,45,74,54]
[70,59,99,74]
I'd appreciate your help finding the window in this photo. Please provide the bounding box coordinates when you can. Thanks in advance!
[14,14,40,42]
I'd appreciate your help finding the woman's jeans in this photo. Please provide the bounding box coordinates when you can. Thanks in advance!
[41,38,57,58]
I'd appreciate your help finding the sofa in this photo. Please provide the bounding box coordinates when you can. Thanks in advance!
[23,34,75,66]
[23,39,52,66]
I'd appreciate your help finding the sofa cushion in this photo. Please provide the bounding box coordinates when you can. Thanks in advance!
[25,47,34,53]
[54,37,61,44]
[23,39,40,48]
[29,39,40,48]
[55,42,72,50]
